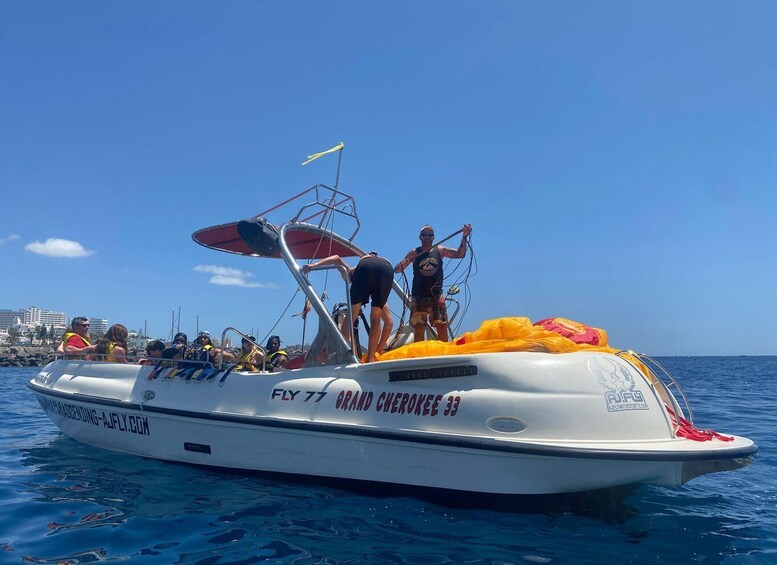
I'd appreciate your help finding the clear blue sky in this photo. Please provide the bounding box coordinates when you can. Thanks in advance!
[2,2,775,355]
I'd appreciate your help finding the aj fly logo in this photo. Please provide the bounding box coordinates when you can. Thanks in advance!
[590,358,649,412]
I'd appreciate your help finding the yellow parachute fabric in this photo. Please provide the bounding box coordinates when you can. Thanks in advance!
[375,316,653,382]
[377,317,577,361]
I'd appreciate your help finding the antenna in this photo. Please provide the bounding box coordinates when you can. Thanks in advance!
[334,144,343,191]
[169,310,175,342]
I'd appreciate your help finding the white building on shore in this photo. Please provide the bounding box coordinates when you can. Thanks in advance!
[0,306,113,341]
[1,306,68,332]
[25,306,67,327]
[0,309,25,331]
[87,318,109,336]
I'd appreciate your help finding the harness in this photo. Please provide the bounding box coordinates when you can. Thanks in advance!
[236,347,262,371]
[62,332,91,349]
[185,343,214,363]
[332,302,370,358]
[268,349,288,367]
[106,342,120,362]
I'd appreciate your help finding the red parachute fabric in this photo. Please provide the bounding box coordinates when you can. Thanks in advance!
[665,406,733,442]
[534,317,607,346]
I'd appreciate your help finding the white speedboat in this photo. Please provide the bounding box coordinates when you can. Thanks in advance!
[29,184,756,495]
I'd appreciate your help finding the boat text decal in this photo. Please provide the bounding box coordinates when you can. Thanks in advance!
[37,397,151,436]
[270,389,328,402]
[268,387,462,417]
[337,390,461,417]
[590,358,649,412]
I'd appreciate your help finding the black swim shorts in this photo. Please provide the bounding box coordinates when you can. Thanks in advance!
[350,256,393,308]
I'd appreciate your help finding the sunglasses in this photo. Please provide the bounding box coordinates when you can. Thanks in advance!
[420,233,434,238]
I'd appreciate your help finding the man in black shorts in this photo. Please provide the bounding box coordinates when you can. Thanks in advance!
[395,223,472,342]
[302,252,394,362]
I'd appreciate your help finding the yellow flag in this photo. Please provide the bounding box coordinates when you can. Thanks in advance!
[301,142,345,166]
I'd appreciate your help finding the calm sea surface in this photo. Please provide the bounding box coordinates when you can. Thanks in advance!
[1,357,775,564]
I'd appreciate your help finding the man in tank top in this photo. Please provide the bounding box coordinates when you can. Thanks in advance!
[394,223,472,342]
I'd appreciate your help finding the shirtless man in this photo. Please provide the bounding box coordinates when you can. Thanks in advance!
[303,252,394,362]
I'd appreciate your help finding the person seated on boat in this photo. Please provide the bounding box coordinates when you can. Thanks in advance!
[187,331,234,365]
[394,223,472,342]
[137,340,165,365]
[161,344,182,365]
[302,252,394,363]
[162,332,188,363]
[235,335,264,372]
[57,316,98,358]
[265,335,288,368]
[95,324,129,363]
[171,332,188,351]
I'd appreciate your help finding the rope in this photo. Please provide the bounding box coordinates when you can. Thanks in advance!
[386,270,412,350]
[441,235,477,337]
[259,287,301,347]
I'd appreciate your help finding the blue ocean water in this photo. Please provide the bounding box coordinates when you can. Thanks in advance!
[1,357,775,564]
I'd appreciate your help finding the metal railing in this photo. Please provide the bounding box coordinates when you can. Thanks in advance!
[615,350,693,432]
[250,184,360,243]
[301,264,357,357]
[288,184,360,242]
[219,327,267,371]
[278,223,359,364]
[55,351,222,366]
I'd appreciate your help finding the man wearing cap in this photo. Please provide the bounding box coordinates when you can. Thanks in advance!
[394,223,472,342]
[190,331,234,363]
[265,335,288,368]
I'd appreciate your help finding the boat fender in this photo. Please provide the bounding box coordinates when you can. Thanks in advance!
[198,367,218,381]
[182,367,200,381]
[218,365,236,387]
[146,361,164,381]
[187,365,210,381]
[205,368,222,381]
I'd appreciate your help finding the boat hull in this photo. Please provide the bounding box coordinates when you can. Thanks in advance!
[29,353,756,495]
[29,387,756,494]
